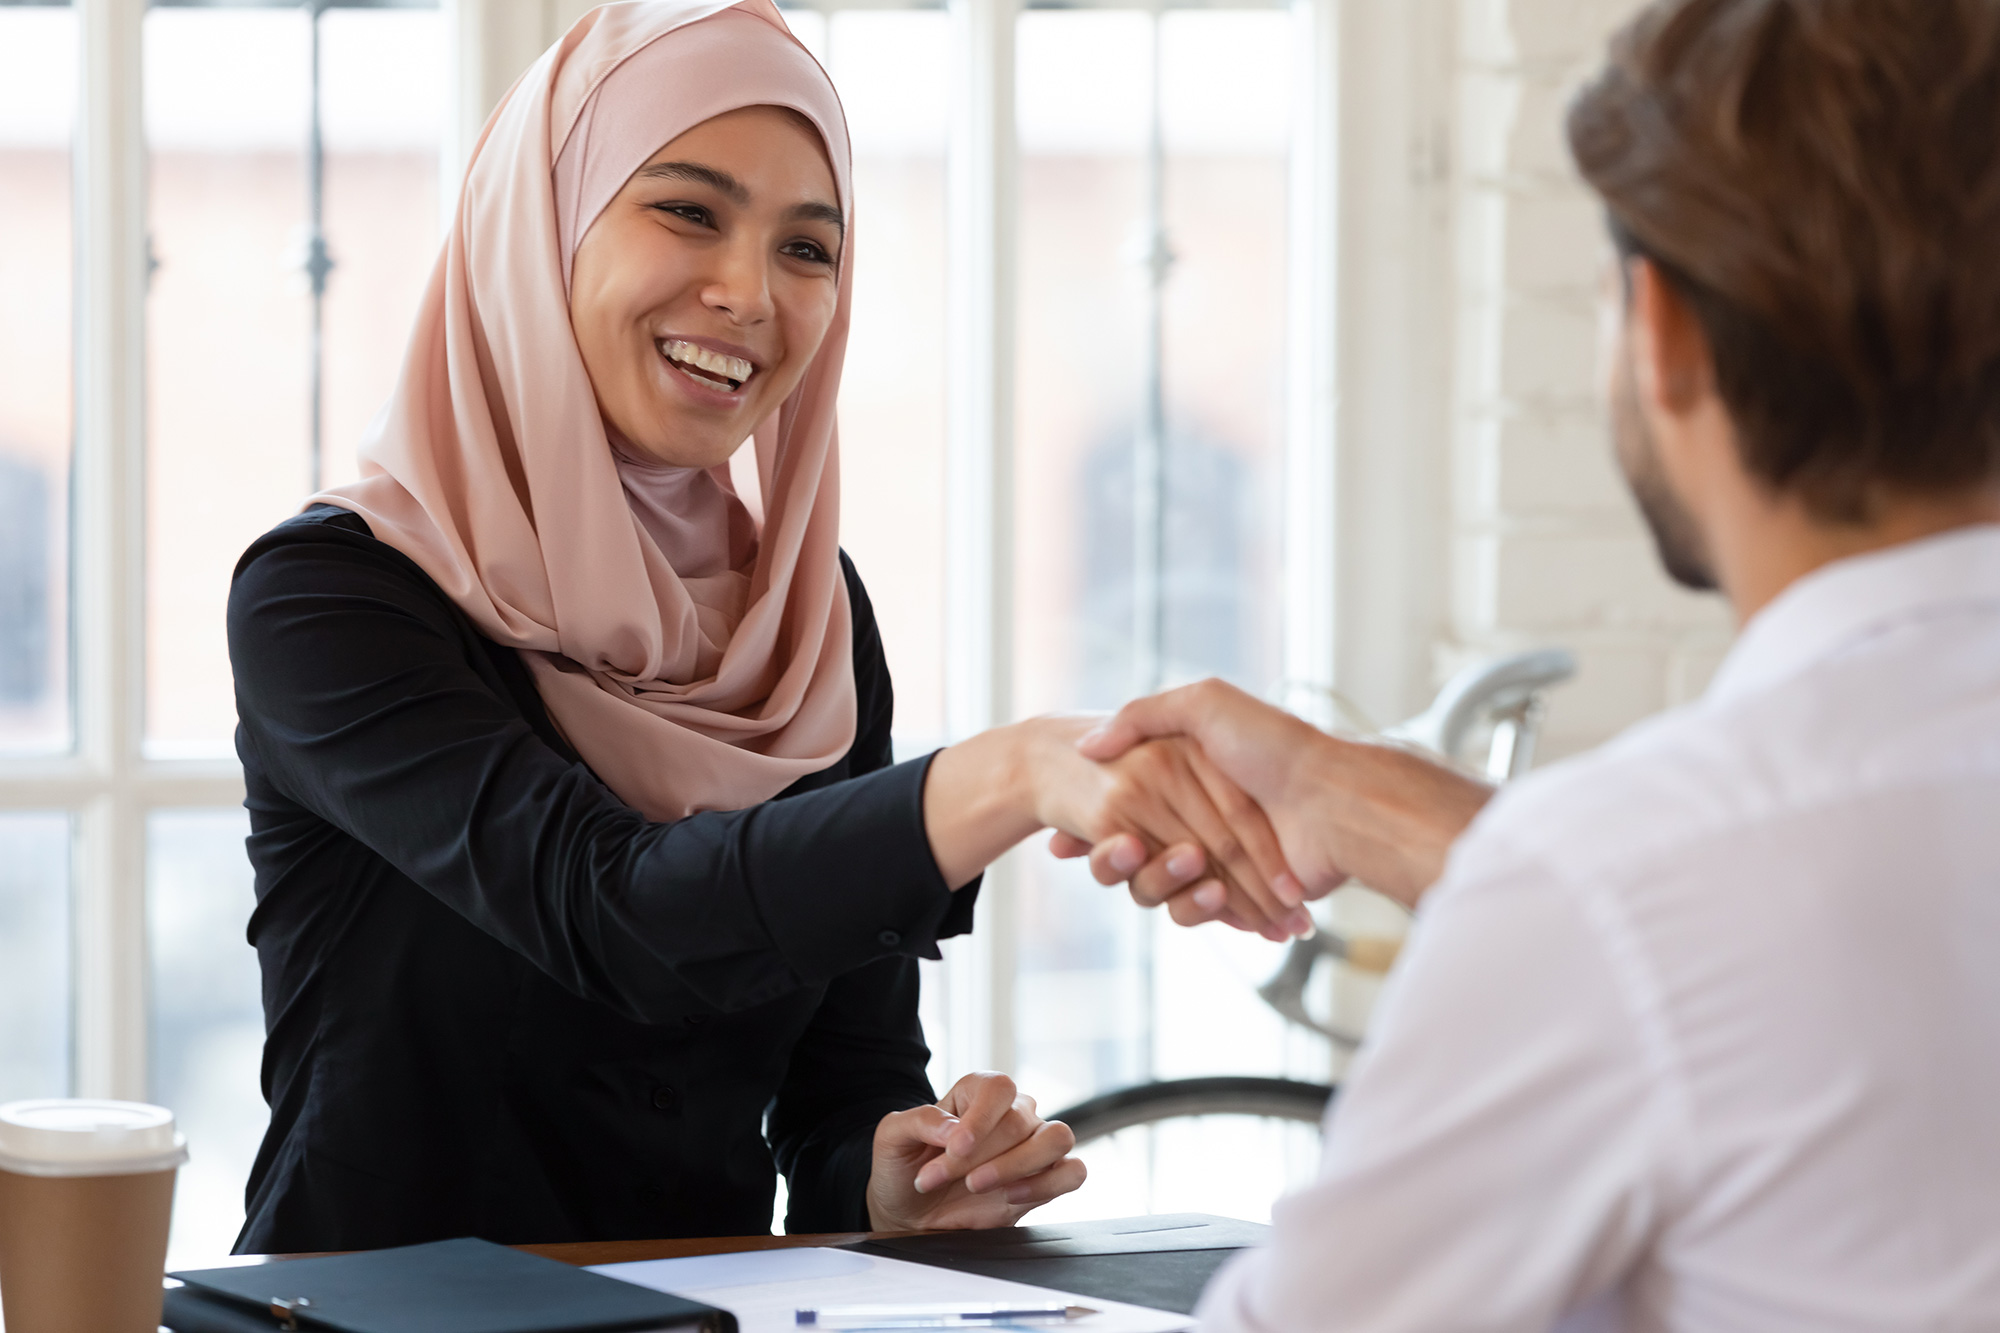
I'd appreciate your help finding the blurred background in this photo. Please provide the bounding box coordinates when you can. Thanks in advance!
[0,0,1728,1266]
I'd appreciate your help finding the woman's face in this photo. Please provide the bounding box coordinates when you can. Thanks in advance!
[570,105,842,468]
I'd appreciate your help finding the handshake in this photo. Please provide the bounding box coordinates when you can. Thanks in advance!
[1025,680,1499,934]
[889,686,1504,1234]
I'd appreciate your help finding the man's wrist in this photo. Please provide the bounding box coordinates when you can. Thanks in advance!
[1380,745,1492,906]
[1282,727,1349,828]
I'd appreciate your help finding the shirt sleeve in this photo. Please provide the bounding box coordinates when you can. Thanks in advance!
[228,519,975,1025]
[1196,851,1678,1333]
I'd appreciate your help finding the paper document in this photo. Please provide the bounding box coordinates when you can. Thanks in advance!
[592,1247,1193,1333]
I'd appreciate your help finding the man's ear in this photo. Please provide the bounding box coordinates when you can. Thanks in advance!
[1627,257,1716,417]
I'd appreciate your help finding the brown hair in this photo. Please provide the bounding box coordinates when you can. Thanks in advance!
[1568,0,2000,521]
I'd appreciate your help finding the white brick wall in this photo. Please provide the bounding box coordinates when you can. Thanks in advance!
[1447,0,1735,759]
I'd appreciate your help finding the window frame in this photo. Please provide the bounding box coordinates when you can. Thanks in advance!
[2,0,1347,1104]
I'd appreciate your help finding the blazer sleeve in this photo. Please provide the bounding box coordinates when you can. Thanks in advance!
[766,584,943,1230]
[227,519,976,1025]
[767,953,936,1233]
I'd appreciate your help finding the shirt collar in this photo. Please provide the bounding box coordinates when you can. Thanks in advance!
[1705,523,2000,707]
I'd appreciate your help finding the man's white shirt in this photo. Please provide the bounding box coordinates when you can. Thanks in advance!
[1197,525,2000,1331]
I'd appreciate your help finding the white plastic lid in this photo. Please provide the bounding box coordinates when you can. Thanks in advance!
[0,1100,189,1178]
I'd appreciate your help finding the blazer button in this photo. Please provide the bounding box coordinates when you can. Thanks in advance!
[650,1086,679,1113]
[878,930,902,948]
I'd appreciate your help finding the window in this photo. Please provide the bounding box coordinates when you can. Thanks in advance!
[145,1,442,757]
[1011,0,1298,1101]
[0,814,71,1101]
[7,0,1345,1259]
[0,2,78,1106]
[0,2,75,758]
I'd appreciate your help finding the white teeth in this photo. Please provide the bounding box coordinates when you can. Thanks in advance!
[661,339,753,386]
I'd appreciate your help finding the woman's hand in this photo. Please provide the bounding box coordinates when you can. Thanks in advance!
[866,1072,1084,1231]
[1020,718,1313,941]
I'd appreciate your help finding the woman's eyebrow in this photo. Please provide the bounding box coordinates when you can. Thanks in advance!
[636,161,843,237]
[636,161,746,202]
[787,201,845,236]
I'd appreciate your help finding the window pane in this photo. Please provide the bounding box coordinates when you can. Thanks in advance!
[1011,8,1304,1149]
[1013,8,1153,1116]
[317,7,444,488]
[0,813,71,1102]
[149,809,264,1269]
[1145,5,1297,1095]
[0,6,75,756]
[824,9,949,753]
[145,7,443,757]
[145,8,312,758]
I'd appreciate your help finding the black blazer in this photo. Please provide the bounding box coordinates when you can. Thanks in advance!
[226,506,977,1254]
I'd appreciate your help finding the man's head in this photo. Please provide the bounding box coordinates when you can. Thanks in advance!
[1569,0,2000,595]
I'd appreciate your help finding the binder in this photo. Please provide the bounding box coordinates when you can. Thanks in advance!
[845,1213,1267,1316]
[164,1236,735,1333]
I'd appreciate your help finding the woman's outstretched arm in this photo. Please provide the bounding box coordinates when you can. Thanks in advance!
[231,516,973,1024]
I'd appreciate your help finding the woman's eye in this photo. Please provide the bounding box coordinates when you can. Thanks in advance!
[782,239,834,266]
[654,202,713,227]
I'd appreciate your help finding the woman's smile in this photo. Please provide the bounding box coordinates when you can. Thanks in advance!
[657,336,758,395]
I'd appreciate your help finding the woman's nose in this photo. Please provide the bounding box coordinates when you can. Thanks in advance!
[701,240,774,326]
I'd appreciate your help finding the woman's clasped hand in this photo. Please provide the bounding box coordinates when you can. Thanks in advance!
[866,1072,1084,1231]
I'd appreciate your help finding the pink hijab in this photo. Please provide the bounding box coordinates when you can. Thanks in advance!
[311,0,858,821]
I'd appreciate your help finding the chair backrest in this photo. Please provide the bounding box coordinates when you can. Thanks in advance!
[1382,648,1577,781]
[1259,647,1577,1046]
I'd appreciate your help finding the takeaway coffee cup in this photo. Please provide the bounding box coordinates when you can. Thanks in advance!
[0,1099,187,1333]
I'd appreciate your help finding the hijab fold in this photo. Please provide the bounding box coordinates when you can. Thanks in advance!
[311,0,859,820]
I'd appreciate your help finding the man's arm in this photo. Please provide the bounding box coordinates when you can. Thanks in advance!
[1199,854,1672,1331]
[1071,679,1494,915]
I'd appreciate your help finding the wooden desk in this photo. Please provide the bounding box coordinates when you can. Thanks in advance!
[519,1232,877,1268]
[230,1231,892,1268]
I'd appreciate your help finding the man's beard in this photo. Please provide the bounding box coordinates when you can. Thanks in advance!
[1612,353,1718,592]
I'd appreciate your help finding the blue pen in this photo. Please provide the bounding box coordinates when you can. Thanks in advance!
[796,1301,1095,1327]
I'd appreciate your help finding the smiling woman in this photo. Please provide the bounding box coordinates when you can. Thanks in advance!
[569,108,844,468]
[221,0,1304,1256]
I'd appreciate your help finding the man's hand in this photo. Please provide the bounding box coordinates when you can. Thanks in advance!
[1066,679,1496,914]
[1021,718,1315,940]
[866,1072,1085,1231]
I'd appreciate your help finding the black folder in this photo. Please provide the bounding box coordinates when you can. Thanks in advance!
[846,1213,1268,1315]
[164,1237,735,1333]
